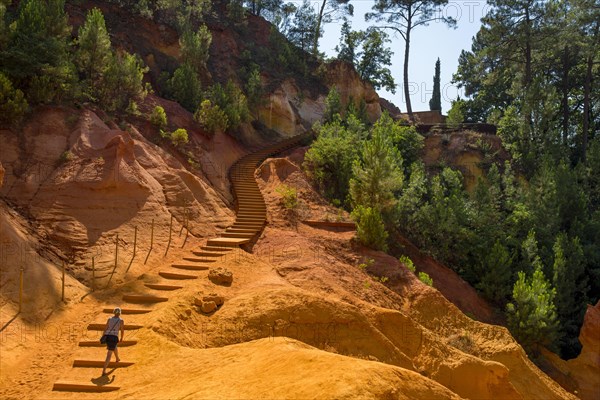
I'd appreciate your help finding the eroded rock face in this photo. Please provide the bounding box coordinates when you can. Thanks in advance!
[325,60,381,123]
[572,301,600,400]
[0,162,4,190]
[256,61,383,138]
[0,107,235,283]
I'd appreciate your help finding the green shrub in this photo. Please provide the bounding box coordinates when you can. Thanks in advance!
[399,255,415,273]
[58,150,73,164]
[204,81,250,130]
[150,105,168,129]
[0,72,28,124]
[168,63,201,112]
[194,99,228,135]
[351,205,388,251]
[276,184,298,209]
[170,128,188,147]
[418,271,433,286]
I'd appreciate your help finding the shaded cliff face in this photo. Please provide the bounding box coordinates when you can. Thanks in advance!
[0,106,238,288]
[541,300,600,400]
[422,131,510,191]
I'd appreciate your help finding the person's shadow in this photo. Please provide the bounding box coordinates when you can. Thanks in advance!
[91,370,116,386]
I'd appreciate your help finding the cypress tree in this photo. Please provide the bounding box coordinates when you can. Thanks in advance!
[429,57,441,112]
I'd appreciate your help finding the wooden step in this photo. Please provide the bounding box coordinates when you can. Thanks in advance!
[207,237,250,247]
[87,323,142,331]
[144,283,183,291]
[222,232,256,239]
[181,257,216,263]
[230,225,263,230]
[192,251,228,257]
[171,263,210,271]
[79,340,137,347]
[122,294,168,303]
[159,271,198,280]
[102,308,151,315]
[53,381,121,392]
[73,360,134,368]
[226,228,259,233]
[201,246,234,252]
[236,217,266,222]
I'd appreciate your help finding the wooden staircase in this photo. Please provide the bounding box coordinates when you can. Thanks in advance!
[52,132,313,393]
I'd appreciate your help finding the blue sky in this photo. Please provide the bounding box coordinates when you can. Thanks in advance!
[313,1,487,114]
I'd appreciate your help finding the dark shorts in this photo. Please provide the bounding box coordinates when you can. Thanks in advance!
[105,335,119,351]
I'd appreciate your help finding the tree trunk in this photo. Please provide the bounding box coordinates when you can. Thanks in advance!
[582,53,592,162]
[404,17,413,122]
[562,45,570,146]
[312,0,327,56]
[524,7,532,89]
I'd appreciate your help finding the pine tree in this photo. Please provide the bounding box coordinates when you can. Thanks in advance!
[350,114,403,220]
[552,233,589,358]
[100,51,148,111]
[76,8,112,99]
[323,86,342,123]
[507,266,559,354]
[356,29,395,93]
[477,241,513,306]
[168,63,202,112]
[179,25,211,74]
[351,205,388,251]
[287,0,319,53]
[366,0,456,121]
[1,0,75,103]
[429,57,441,111]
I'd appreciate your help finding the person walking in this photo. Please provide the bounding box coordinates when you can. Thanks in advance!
[102,307,124,376]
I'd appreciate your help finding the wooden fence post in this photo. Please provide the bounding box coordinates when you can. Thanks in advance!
[61,261,65,302]
[19,267,23,313]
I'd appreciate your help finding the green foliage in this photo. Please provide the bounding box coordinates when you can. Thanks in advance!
[376,112,424,171]
[552,233,589,358]
[429,58,441,112]
[286,0,319,53]
[179,25,211,74]
[447,99,465,127]
[204,81,250,131]
[100,51,148,112]
[323,86,342,123]
[58,150,73,164]
[351,205,388,251]
[476,241,513,306]
[336,21,395,93]
[303,118,362,204]
[356,29,395,93]
[168,63,202,112]
[126,100,141,116]
[1,0,75,103]
[418,271,433,286]
[399,255,415,273]
[245,66,264,113]
[150,106,168,130]
[366,0,456,118]
[0,72,28,124]
[276,184,298,209]
[76,8,112,99]
[170,128,189,147]
[507,266,559,354]
[194,99,228,135]
[350,115,404,220]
